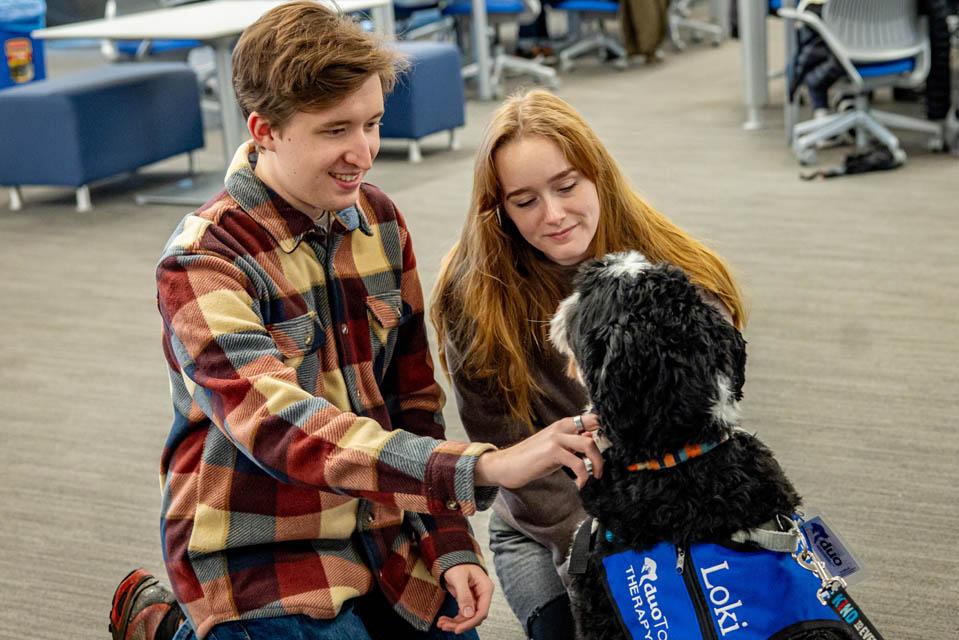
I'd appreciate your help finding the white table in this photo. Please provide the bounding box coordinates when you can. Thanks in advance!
[34,0,395,165]
[33,0,394,205]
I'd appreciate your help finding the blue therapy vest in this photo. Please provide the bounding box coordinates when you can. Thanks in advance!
[601,541,847,639]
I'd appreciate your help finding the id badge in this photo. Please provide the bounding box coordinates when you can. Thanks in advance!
[798,508,867,586]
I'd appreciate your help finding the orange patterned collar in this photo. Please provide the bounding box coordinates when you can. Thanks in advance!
[626,432,732,472]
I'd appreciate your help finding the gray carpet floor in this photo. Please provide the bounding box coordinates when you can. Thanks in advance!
[1,23,957,639]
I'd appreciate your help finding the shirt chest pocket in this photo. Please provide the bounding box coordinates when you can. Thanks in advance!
[266,311,326,364]
[365,290,405,370]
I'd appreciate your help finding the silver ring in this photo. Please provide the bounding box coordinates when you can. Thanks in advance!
[582,457,594,476]
[573,415,585,433]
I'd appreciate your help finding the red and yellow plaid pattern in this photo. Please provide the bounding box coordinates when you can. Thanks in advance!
[157,143,495,638]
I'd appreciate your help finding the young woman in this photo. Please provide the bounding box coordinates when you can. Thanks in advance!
[431,90,745,639]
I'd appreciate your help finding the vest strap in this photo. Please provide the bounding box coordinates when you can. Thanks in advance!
[568,516,594,576]
[731,516,801,553]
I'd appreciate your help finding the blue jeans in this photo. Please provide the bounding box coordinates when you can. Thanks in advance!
[172,594,479,640]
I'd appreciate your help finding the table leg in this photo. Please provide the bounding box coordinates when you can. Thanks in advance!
[471,0,492,101]
[133,36,243,207]
[213,36,246,163]
[739,0,768,130]
[370,2,395,36]
[781,0,797,142]
[710,0,730,38]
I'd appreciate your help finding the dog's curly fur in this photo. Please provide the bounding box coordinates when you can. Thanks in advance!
[549,252,851,640]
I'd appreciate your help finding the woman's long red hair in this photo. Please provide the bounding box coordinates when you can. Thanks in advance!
[431,90,746,427]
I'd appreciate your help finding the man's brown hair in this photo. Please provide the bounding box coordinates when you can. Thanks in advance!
[232,1,404,129]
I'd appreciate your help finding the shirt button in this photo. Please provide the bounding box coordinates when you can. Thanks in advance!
[446,500,459,511]
[341,324,349,335]
[366,512,375,524]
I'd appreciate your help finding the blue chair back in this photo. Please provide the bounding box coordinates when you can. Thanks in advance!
[442,0,526,16]
[555,0,618,12]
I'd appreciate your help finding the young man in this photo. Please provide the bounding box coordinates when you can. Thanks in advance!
[108,3,603,640]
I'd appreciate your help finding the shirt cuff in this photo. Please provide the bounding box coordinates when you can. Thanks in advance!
[425,440,498,516]
[434,550,487,585]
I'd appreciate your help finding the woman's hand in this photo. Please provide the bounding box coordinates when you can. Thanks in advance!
[473,413,603,489]
[436,563,493,634]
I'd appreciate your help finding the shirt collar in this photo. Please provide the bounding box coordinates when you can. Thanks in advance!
[223,141,373,253]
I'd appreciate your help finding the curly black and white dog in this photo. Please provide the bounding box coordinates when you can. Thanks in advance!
[549,252,859,640]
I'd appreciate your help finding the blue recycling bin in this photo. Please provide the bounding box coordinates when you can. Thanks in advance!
[1,0,46,89]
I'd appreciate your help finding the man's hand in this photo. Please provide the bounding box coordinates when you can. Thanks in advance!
[473,413,603,489]
[436,564,493,634]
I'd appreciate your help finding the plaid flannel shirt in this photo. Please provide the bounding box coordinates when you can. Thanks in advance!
[157,143,496,638]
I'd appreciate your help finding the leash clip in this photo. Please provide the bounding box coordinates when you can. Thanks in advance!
[791,514,847,604]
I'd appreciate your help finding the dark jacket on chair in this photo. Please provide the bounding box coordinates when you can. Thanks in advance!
[619,0,668,57]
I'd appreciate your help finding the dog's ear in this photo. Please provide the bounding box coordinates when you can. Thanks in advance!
[549,290,588,383]
[702,319,747,433]
[728,329,747,400]
[549,290,581,361]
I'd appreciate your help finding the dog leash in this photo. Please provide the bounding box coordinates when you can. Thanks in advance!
[735,515,886,638]
[791,515,886,640]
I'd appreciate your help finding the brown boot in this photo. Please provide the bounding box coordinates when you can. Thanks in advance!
[109,569,184,640]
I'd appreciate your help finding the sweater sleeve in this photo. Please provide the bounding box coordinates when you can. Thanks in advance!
[443,335,535,449]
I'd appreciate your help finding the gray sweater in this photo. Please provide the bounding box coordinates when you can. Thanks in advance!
[444,266,588,570]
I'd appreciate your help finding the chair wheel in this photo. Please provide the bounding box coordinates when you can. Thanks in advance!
[797,148,817,166]
[945,109,959,153]
[892,148,907,164]
[834,97,855,114]
[948,133,959,156]
[927,137,945,152]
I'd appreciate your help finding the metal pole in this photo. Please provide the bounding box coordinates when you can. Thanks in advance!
[781,0,797,141]
[470,0,492,101]
[739,0,768,130]
[710,0,730,38]
[213,36,245,164]
[370,0,395,36]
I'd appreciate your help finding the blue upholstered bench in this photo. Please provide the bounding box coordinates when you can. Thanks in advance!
[0,62,203,211]
[381,41,465,163]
